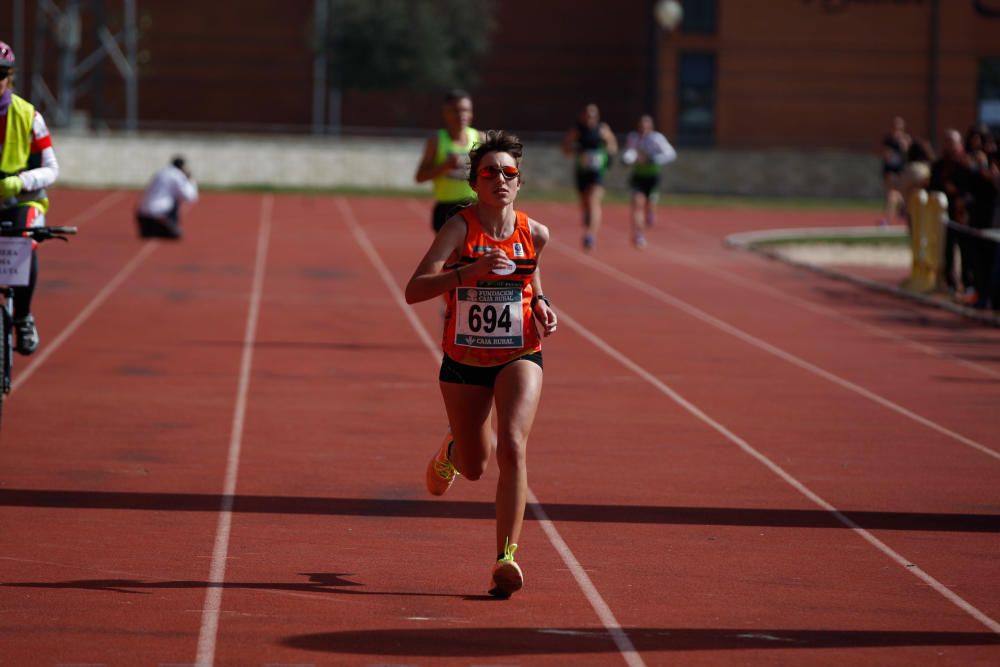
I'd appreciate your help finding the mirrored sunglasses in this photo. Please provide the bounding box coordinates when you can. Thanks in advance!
[477,165,519,181]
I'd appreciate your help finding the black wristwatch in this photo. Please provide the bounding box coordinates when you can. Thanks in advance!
[532,294,551,308]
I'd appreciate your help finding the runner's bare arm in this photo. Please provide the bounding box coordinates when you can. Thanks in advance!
[415,134,444,183]
[529,219,557,336]
[561,127,578,157]
[405,217,507,303]
[601,123,619,156]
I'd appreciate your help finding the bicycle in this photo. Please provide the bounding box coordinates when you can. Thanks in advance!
[0,224,78,429]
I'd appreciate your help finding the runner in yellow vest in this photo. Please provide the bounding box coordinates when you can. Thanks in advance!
[0,40,59,356]
[415,89,484,232]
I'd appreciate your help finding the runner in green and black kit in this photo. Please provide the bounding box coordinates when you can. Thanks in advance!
[562,103,617,250]
[416,90,484,232]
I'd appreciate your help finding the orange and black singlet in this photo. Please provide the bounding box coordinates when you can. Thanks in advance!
[442,207,541,367]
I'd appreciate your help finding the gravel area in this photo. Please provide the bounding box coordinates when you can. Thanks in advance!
[769,243,911,268]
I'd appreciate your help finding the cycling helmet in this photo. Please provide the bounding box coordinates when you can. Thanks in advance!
[0,42,14,68]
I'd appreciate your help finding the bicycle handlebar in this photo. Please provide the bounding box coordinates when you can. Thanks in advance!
[0,226,78,241]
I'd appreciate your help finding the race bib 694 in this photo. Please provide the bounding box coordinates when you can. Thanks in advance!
[454,286,523,348]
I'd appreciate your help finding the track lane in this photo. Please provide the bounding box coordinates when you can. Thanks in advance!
[2,191,997,665]
[336,197,1000,664]
[0,192,269,665]
[528,205,995,648]
[210,194,634,666]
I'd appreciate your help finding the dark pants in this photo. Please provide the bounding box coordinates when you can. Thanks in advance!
[136,203,182,239]
[0,205,39,319]
[432,201,472,233]
[970,234,998,308]
[991,243,1000,308]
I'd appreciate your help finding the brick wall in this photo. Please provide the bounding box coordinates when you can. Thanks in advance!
[13,0,999,151]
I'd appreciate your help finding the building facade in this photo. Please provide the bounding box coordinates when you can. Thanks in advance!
[9,0,1000,151]
[655,0,1000,150]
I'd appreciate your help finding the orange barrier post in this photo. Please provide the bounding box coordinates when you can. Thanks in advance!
[904,189,947,293]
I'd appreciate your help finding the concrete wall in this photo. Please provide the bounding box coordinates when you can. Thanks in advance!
[53,132,883,199]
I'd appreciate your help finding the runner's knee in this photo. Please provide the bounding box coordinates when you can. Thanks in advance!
[495,435,527,471]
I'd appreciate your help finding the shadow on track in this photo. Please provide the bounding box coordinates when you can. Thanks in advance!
[279,626,1000,656]
[1,572,496,602]
[0,489,997,533]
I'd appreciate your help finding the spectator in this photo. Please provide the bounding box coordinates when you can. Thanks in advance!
[136,156,198,240]
[930,128,972,295]
[966,128,999,308]
[880,116,911,226]
[990,142,1000,309]
[898,138,935,229]
[964,123,990,163]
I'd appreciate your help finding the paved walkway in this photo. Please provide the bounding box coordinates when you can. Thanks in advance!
[725,227,1000,327]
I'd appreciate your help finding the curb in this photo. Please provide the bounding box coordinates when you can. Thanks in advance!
[723,226,1000,328]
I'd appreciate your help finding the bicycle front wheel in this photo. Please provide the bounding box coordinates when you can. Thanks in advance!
[0,305,10,436]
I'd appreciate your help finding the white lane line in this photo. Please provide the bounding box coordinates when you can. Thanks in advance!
[195,195,273,667]
[57,190,129,227]
[11,190,140,393]
[11,242,158,393]
[338,198,646,667]
[558,307,1000,635]
[642,240,1000,381]
[527,493,645,667]
[341,199,438,363]
[554,240,1000,462]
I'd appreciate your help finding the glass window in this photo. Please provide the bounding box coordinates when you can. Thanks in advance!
[681,0,717,34]
[677,52,716,147]
[979,58,1000,136]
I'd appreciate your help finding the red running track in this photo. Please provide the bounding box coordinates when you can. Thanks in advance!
[0,188,997,666]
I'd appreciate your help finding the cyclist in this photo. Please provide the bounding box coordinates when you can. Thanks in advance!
[0,40,59,356]
[405,130,558,598]
[415,89,484,233]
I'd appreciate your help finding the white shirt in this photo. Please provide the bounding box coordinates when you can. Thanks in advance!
[137,165,198,217]
[622,131,677,167]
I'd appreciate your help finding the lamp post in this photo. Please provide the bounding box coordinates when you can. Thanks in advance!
[927,0,939,145]
[655,0,684,30]
[648,1,683,131]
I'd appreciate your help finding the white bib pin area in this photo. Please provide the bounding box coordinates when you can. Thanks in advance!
[492,254,517,276]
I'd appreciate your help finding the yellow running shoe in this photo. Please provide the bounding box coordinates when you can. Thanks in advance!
[488,541,522,598]
[425,433,459,496]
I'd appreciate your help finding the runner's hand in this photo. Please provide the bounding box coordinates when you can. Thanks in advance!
[0,176,23,199]
[534,301,557,337]
[466,247,509,278]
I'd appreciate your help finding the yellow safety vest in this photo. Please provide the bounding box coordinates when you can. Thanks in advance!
[1,95,48,213]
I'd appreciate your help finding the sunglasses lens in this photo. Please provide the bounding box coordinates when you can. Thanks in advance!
[478,166,518,180]
[0,69,8,81]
